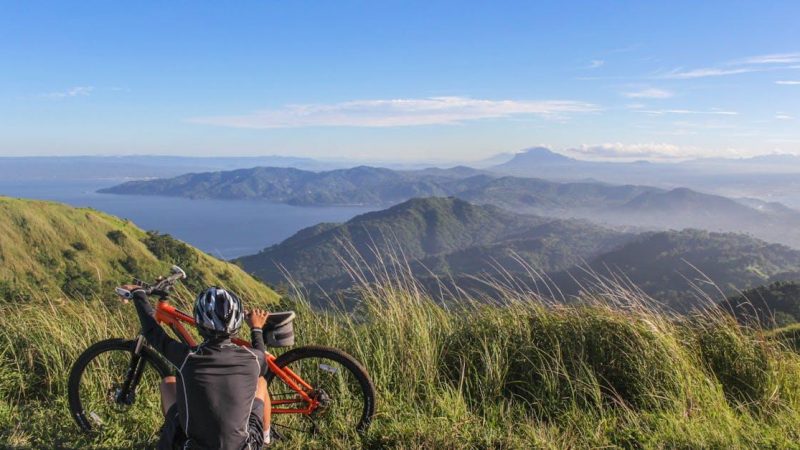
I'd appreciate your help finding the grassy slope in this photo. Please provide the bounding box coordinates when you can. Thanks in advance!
[3,275,800,449]
[0,196,278,304]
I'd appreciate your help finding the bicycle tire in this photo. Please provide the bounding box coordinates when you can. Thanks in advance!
[68,338,172,433]
[265,345,376,435]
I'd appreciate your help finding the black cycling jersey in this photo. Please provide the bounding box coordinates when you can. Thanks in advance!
[132,290,267,450]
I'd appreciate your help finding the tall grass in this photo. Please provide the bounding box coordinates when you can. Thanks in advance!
[2,269,800,449]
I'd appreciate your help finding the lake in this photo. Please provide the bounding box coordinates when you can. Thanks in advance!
[0,180,376,259]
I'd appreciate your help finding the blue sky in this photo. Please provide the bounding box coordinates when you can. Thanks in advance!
[1,1,799,162]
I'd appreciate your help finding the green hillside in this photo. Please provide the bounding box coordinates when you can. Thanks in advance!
[236,197,628,293]
[553,229,800,312]
[723,281,800,328]
[0,196,279,304]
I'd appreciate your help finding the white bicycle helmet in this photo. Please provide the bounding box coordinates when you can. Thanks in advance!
[193,286,244,338]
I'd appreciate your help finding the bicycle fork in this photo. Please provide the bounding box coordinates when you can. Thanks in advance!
[116,335,147,405]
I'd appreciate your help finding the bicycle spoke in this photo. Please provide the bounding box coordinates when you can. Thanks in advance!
[77,348,162,435]
[269,355,367,439]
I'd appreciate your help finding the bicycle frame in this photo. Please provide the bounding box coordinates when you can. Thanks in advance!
[152,300,320,416]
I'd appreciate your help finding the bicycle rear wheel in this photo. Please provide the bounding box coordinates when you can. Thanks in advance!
[265,345,376,439]
[68,338,171,436]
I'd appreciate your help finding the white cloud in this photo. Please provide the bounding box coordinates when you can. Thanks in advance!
[775,114,794,120]
[188,96,600,129]
[662,52,800,79]
[639,108,738,116]
[737,53,800,65]
[565,143,768,161]
[566,142,699,160]
[776,80,800,85]
[40,86,94,99]
[623,88,673,99]
[662,67,760,79]
[588,59,605,69]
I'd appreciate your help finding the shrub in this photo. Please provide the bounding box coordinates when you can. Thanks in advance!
[580,312,681,411]
[106,230,127,245]
[697,323,773,405]
[70,241,88,251]
[34,251,59,270]
[0,280,32,303]
[441,305,683,418]
[142,231,201,291]
[61,249,77,261]
[118,256,140,275]
[61,263,98,298]
[143,231,195,265]
[218,270,232,282]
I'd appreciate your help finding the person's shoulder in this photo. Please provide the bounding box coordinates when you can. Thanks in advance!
[222,343,261,357]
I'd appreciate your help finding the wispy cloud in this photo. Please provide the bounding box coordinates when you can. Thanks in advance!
[776,80,800,85]
[623,88,673,99]
[663,67,760,79]
[737,53,800,65]
[639,108,738,116]
[587,59,605,69]
[188,96,600,129]
[776,114,794,120]
[567,142,698,160]
[567,142,764,160]
[661,52,800,79]
[40,86,94,99]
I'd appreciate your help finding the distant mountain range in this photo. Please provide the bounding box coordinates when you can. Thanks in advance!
[100,165,484,205]
[5,149,799,207]
[99,164,800,248]
[236,197,800,311]
[492,147,800,177]
[490,147,800,208]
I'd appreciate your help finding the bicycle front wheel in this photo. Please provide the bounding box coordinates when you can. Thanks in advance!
[265,345,376,439]
[67,338,171,437]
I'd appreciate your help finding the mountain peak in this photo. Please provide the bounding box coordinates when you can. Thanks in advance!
[497,147,574,167]
[364,196,498,220]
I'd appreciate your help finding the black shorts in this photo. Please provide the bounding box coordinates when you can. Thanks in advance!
[158,399,265,450]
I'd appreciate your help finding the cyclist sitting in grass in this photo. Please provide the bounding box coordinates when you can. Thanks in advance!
[119,284,272,449]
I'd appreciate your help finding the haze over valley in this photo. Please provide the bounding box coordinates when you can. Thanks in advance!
[5,145,800,301]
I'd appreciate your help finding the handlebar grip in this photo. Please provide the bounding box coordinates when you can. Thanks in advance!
[115,287,133,299]
[171,265,187,279]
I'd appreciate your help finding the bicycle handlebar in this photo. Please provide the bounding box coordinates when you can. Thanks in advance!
[116,265,187,299]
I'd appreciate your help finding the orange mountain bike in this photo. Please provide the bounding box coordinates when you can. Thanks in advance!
[67,266,375,440]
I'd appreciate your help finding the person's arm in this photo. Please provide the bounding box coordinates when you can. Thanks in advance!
[121,285,190,368]
[246,309,269,375]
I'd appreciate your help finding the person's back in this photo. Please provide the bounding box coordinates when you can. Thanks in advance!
[176,340,264,449]
[121,285,271,450]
